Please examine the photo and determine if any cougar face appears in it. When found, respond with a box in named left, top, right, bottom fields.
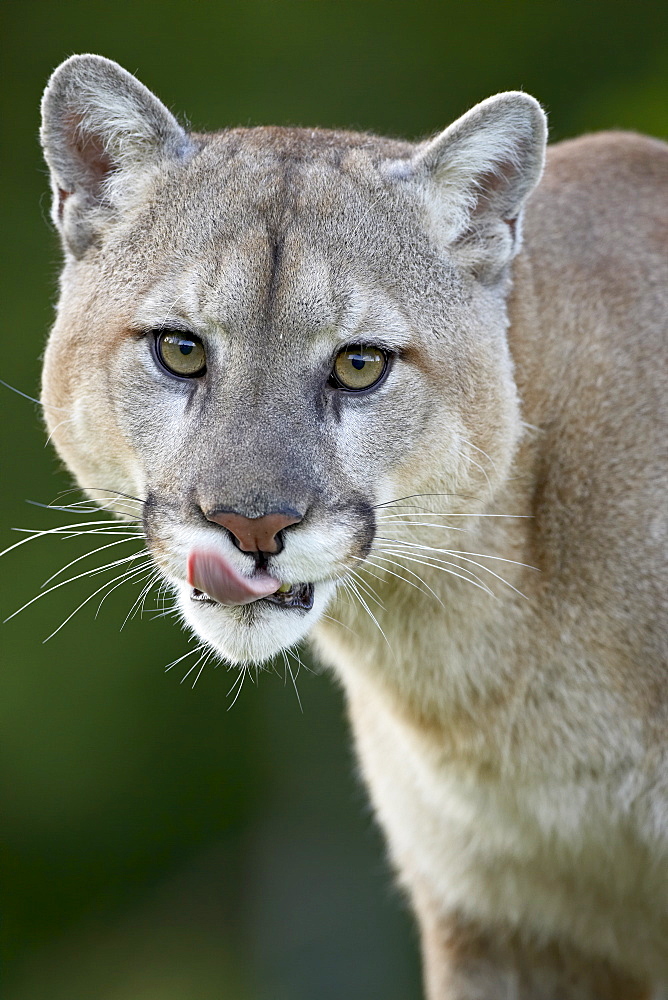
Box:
left=41, top=64, right=527, bottom=664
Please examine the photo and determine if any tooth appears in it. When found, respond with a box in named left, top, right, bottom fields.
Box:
left=278, top=583, right=292, bottom=593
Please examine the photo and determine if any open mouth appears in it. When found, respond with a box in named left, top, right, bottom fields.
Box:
left=264, top=582, right=314, bottom=610
left=186, top=550, right=315, bottom=612
left=191, top=582, right=314, bottom=612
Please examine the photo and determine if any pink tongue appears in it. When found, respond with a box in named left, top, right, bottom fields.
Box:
left=187, top=550, right=280, bottom=606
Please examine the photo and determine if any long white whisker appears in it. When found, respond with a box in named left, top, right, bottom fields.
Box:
left=378, top=546, right=494, bottom=592
left=165, top=643, right=205, bottom=673
left=439, top=553, right=529, bottom=600
left=467, top=455, right=492, bottom=491
left=284, top=649, right=303, bottom=712
left=1, top=521, right=140, bottom=558
left=190, top=649, right=216, bottom=689
left=182, top=645, right=217, bottom=688
left=348, top=567, right=385, bottom=609
left=375, top=548, right=495, bottom=597
left=0, top=376, right=67, bottom=410
left=4, top=551, right=153, bottom=623
left=365, top=555, right=445, bottom=607
left=43, top=562, right=155, bottom=641
left=376, top=520, right=467, bottom=534
left=320, top=612, right=359, bottom=637
left=41, top=535, right=146, bottom=586
left=377, top=538, right=537, bottom=571
left=44, top=415, right=76, bottom=448
left=376, top=540, right=533, bottom=598
left=32, top=495, right=144, bottom=516
left=227, top=665, right=248, bottom=709
left=463, top=438, right=498, bottom=474
left=377, top=512, right=469, bottom=523
left=93, top=561, right=155, bottom=618
left=377, top=512, right=531, bottom=519
left=121, top=569, right=162, bottom=628
left=180, top=646, right=210, bottom=686
left=16, top=523, right=140, bottom=535
left=344, top=577, right=394, bottom=657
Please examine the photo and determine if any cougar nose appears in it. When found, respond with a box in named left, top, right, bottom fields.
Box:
left=205, top=509, right=302, bottom=555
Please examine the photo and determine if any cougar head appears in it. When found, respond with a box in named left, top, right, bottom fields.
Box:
left=40, top=55, right=546, bottom=664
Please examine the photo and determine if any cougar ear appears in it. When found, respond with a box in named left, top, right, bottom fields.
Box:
left=41, top=54, right=195, bottom=257
left=391, top=92, right=547, bottom=279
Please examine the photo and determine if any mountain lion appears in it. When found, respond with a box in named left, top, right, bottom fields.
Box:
left=39, top=55, right=667, bottom=998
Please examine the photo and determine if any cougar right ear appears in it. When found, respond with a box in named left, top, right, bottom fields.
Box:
left=384, top=92, right=546, bottom=281
left=41, top=54, right=195, bottom=257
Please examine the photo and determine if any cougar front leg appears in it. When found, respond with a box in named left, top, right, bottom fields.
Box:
left=416, top=905, right=650, bottom=1000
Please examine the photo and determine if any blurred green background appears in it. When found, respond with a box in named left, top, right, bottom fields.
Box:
left=0, top=2, right=666, bottom=997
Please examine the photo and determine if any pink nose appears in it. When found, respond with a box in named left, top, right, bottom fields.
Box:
left=205, top=510, right=302, bottom=554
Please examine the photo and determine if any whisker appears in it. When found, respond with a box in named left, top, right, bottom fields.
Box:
left=348, top=567, right=385, bottom=609
left=463, top=438, right=498, bottom=475
left=15, top=526, right=141, bottom=542
left=280, top=649, right=305, bottom=711
left=467, top=455, right=492, bottom=490
left=343, top=577, right=394, bottom=658
left=121, top=568, right=162, bottom=628
left=377, top=538, right=537, bottom=571
left=27, top=493, right=144, bottom=513
left=373, top=493, right=477, bottom=508
left=1, top=521, right=141, bottom=558
left=375, top=547, right=495, bottom=597
left=180, top=646, right=210, bottom=686
left=320, top=612, right=359, bottom=637
left=44, top=415, right=76, bottom=448
left=285, top=650, right=303, bottom=712
left=4, top=551, right=153, bottom=623
left=190, top=649, right=216, bottom=689
left=44, top=562, right=155, bottom=641
left=0, top=376, right=67, bottom=410
left=364, top=554, right=445, bottom=607
left=439, top=553, right=529, bottom=600
left=41, top=535, right=145, bottom=586
left=376, top=518, right=466, bottom=533
left=94, top=561, right=156, bottom=618
left=165, top=642, right=205, bottom=673
left=375, top=539, right=533, bottom=598
left=377, top=513, right=531, bottom=519
left=376, top=512, right=470, bottom=520
left=67, top=487, right=146, bottom=506
left=227, top=664, right=248, bottom=709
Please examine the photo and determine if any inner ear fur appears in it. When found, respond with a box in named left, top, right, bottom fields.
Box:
left=41, top=53, right=195, bottom=257
left=397, top=92, right=547, bottom=278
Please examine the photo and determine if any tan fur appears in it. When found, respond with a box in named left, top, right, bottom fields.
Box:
left=39, top=56, right=667, bottom=997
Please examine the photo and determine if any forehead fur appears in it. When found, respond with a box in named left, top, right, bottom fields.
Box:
left=96, top=125, right=465, bottom=347
left=120, top=125, right=419, bottom=250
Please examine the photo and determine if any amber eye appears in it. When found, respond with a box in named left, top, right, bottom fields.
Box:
left=156, top=331, right=207, bottom=378
left=331, top=344, right=389, bottom=391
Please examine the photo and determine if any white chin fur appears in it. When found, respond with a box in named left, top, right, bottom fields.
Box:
left=175, top=580, right=336, bottom=665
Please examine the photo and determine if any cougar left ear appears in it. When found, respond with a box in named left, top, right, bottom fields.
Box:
left=388, top=92, right=547, bottom=278
left=41, top=54, right=195, bottom=257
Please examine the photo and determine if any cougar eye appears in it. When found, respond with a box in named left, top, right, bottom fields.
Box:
left=330, top=344, right=389, bottom=392
left=155, top=331, right=207, bottom=378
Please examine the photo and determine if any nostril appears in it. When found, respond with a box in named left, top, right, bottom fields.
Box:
left=204, top=509, right=302, bottom=555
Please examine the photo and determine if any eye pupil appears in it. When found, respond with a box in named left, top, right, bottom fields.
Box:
left=180, top=343, right=194, bottom=356
left=352, top=357, right=365, bottom=370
